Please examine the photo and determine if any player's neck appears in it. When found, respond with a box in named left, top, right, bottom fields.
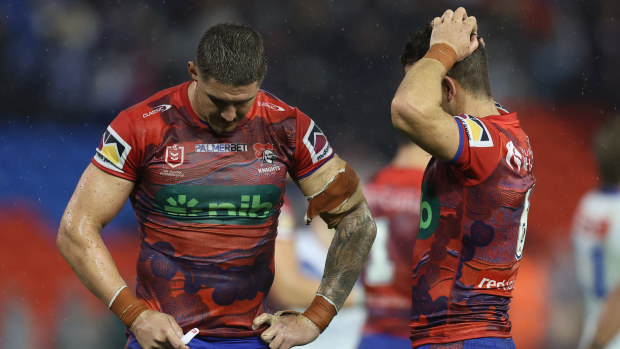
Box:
left=458, top=93, right=499, bottom=118
left=187, top=81, right=205, bottom=122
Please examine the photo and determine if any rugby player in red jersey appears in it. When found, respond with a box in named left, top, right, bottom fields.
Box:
left=57, top=23, right=376, bottom=349
left=358, top=138, right=429, bottom=349
left=390, top=8, right=535, bottom=348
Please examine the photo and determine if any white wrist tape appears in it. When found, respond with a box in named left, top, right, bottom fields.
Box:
left=316, top=293, right=339, bottom=313
left=108, top=285, right=128, bottom=309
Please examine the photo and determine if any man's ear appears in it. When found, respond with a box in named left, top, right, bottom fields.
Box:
left=187, top=61, right=199, bottom=81
left=442, top=76, right=457, bottom=102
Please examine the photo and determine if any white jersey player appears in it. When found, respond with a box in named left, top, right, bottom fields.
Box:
left=573, top=116, right=620, bottom=349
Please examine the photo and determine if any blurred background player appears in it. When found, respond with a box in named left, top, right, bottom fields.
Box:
left=271, top=195, right=366, bottom=349
left=358, top=136, right=429, bottom=349
left=573, top=116, right=620, bottom=349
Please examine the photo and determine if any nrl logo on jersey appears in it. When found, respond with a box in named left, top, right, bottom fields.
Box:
left=303, top=120, right=332, bottom=164
left=165, top=144, right=184, bottom=168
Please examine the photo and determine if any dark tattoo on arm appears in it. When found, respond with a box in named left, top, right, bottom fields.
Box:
left=318, top=202, right=376, bottom=310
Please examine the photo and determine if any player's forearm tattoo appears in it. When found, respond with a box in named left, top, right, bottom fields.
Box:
left=319, top=203, right=376, bottom=310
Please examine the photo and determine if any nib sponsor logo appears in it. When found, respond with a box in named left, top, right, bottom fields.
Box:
left=156, top=184, right=281, bottom=225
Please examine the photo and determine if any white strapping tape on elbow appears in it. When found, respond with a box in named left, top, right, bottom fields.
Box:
left=304, top=194, right=352, bottom=225
left=305, top=168, right=346, bottom=200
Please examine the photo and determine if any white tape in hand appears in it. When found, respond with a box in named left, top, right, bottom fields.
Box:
left=181, top=328, right=199, bottom=345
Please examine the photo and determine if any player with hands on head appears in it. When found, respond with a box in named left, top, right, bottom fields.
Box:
left=57, top=23, right=376, bottom=349
left=391, top=8, right=535, bottom=348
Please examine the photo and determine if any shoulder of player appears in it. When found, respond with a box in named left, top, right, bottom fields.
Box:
left=455, top=112, right=529, bottom=146
left=581, top=186, right=620, bottom=208
left=121, top=82, right=188, bottom=123
left=449, top=111, right=534, bottom=184
left=252, top=90, right=299, bottom=123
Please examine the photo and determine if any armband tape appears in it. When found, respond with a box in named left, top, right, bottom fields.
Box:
left=423, top=43, right=457, bottom=71
left=302, top=295, right=338, bottom=333
left=109, top=286, right=148, bottom=327
left=305, top=164, right=360, bottom=224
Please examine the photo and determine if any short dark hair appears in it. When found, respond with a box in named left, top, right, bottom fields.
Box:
left=400, top=24, right=492, bottom=98
left=594, top=116, right=620, bottom=184
left=196, top=23, right=268, bottom=86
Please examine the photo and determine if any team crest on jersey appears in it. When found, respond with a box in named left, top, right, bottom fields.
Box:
left=94, top=126, right=132, bottom=173
left=254, top=143, right=277, bottom=164
left=165, top=145, right=184, bottom=168
left=456, top=115, right=493, bottom=147
left=303, top=120, right=332, bottom=163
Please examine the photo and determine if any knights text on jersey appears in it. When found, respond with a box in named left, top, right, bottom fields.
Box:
left=362, top=166, right=424, bottom=338
left=410, top=107, right=535, bottom=346
left=91, top=81, right=334, bottom=337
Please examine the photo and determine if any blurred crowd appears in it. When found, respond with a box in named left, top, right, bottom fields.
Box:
left=2, top=0, right=619, bottom=161
left=1, top=0, right=619, bottom=348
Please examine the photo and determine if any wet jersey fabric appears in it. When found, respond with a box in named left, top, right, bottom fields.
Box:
left=92, top=81, right=334, bottom=338
left=362, top=166, right=424, bottom=339
left=410, top=105, right=535, bottom=346
left=572, top=186, right=620, bottom=349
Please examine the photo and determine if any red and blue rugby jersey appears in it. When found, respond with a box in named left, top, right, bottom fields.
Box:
left=362, top=166, right=424, bottom=338
left=91, top=81, right=334, bottom=337
left=410, top=105, right=535, bottom=347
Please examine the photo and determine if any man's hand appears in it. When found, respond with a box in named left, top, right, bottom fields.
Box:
left=130, top=310, right=189, bottom=349
left=253, top=311, right=320, bottom=349
left=431, top=7, right=480, bottom=61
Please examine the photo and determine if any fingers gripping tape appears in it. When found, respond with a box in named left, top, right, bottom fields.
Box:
left=305, top=164, right=360, bottom=225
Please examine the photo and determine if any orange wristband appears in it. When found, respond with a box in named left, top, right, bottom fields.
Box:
left=109, top=287, right=149, bottom=327
left=302, top=295, right=337, bottom=333
left=423, top=43, right=457, bottom=71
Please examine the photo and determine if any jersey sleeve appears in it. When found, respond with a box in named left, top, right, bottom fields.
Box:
left=449, top=114, right=502, bottom=186
left=91, top=111, right=143, bottom=181
left=289, top=110, right=334, bottom=179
